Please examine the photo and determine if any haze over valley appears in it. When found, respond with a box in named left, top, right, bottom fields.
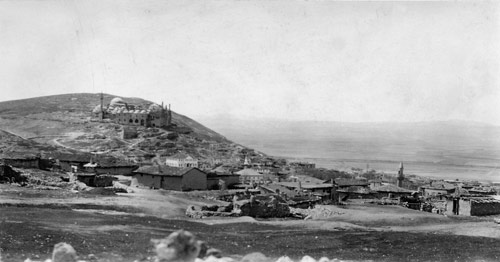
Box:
left=197, top=115, right=500, bottom=181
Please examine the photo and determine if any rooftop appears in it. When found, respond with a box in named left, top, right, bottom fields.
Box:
left=335, top=179, right=369, bottom=187
left=372, top=184, right=413, bottom=193
left=134, top=165, right=202, bottom=176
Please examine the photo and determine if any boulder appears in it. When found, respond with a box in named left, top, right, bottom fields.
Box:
left=152, top=230, right=201, bottom=262
left=52, top=243, right=77, bottom=262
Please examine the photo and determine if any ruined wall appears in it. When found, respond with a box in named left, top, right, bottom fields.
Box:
left=94, top=175, right=115, bottom=187
left=470, top=199, right=500, bottom=216
left=0, top=164, right=25, bottom=183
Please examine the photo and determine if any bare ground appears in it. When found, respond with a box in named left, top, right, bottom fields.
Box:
left=1, top=184, right=500, bottom=261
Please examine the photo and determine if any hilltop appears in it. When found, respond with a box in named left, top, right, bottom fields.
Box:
left=0, top=93, right=245, bottom=164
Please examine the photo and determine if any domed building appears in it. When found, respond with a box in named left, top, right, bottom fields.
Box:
left=109, top=97, right=126, bottom=107
left=92, top=94, right=172, bottom=128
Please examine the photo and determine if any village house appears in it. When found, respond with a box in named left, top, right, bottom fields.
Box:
left=259, top=183, right=298, bottom=199
left=289, top=161, right=316, bottom=169
left=335, top=179, right=370, bottom=191
left=94, top=161, right=138, bottom=176
left=289, top=175, right=326, bottom=184
left=52, top=153, right=91, bottom=172
left=206, top=172, right=240, bottom=190
left=444, top=197, right=500, bottom=217
left=267, top=181, right=331, bottom=207
left=368, top=179, right=383, bottom=189
left=273, top=181, right=333, bottom=196
left=165, top=153, right=199, bottom=168
left=206, top=165, right=240, bottom=189
left=371, top=184, right=413, bottom=199
left=419, top=180, right=456, bottom=198
left=235, top=168, right=264, bottom=185
left=335, top=179, right=373, bottom=200
left=0, top=153, right=40, bottom=169
left=132, top=165, right=207, bottom=191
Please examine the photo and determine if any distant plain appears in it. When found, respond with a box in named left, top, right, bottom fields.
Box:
left=198, top=117, right=500, bottom=181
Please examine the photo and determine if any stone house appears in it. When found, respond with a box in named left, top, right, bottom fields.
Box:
left=165, top=153, right=199, bottom=168
left=132, top=165, right=207, bottom=191
left=0, top=153, right=40, bottom=169
left=235, top=168, right=264, bottom=185
left=445, top=197, right=500, bottom=216
left=53, top=153, right=91, bottom=172
left=206, top=171, right=240, bottom=190
left=94, top=162, right=138, bottom=176
left=419, top=181, right=456, bottom=198
left=371, top=184, right=413, bottom=198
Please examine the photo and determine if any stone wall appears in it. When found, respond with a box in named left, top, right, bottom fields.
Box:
left=470, top=199, right=500, bottom=216
left=0, top=164, right=25, bottom=183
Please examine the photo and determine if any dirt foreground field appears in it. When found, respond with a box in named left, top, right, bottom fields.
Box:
left=1, top=184, right=500, bottom=262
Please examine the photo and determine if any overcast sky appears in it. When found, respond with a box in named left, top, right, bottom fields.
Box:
left=1, top=0, right=499, bottom=124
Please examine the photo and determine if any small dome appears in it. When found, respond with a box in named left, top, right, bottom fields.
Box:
left=148, top=103, right=162, bottom=112
left=140, top=110, right=147, bottom=114
left=110, top=97, right=125, bottom=106
left=92, top=105, right=102, bottom=114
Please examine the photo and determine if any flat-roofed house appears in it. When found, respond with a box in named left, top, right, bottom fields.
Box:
left=420, top=181, right=456, bottom=198
left=372, top=184, right=413, bottom=198
left=235, top=168, right=263, bottom=185
left=132, top=165, right=206, bottom=191
left=206, top=167, right=240, bottom=190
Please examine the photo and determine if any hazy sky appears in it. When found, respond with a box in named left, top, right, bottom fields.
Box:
left=1, top=0, right=499, bottom=124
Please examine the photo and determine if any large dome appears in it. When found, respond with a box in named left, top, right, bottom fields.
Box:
left=148, top=103, right=162, bottom=112
left=110, top=97, right=125, bottom=106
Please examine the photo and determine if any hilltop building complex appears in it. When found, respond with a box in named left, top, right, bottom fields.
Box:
left=92, top=94, right=172, bottom=128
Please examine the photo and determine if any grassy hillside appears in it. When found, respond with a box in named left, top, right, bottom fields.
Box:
left=0, top=93, right=227, bottom=142
left=0, top=93, right=239, bottom=163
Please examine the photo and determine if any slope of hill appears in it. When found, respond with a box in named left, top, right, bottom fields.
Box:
left=0, top=93, right=227, bottom=142
left=0, top=93, right=240, bottom=164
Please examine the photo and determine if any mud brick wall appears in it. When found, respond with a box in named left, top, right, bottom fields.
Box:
left=470, top=200, right=500, bottom=216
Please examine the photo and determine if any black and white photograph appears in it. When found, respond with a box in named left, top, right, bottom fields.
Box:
left=0, top=0, right=499, bottom=261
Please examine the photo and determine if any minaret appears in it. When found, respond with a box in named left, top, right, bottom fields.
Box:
left=99, top=92, right=104, bottom=120
left=243, top=155, right=250, bottom=167
left=160, top=101, right=165, bottom=127
left=397, top=162, right=404, bottom=188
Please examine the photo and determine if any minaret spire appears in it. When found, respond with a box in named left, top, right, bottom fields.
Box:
left=99, top=92, right=104, bottom=120
left=397, top=162, right=404, bottom=188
